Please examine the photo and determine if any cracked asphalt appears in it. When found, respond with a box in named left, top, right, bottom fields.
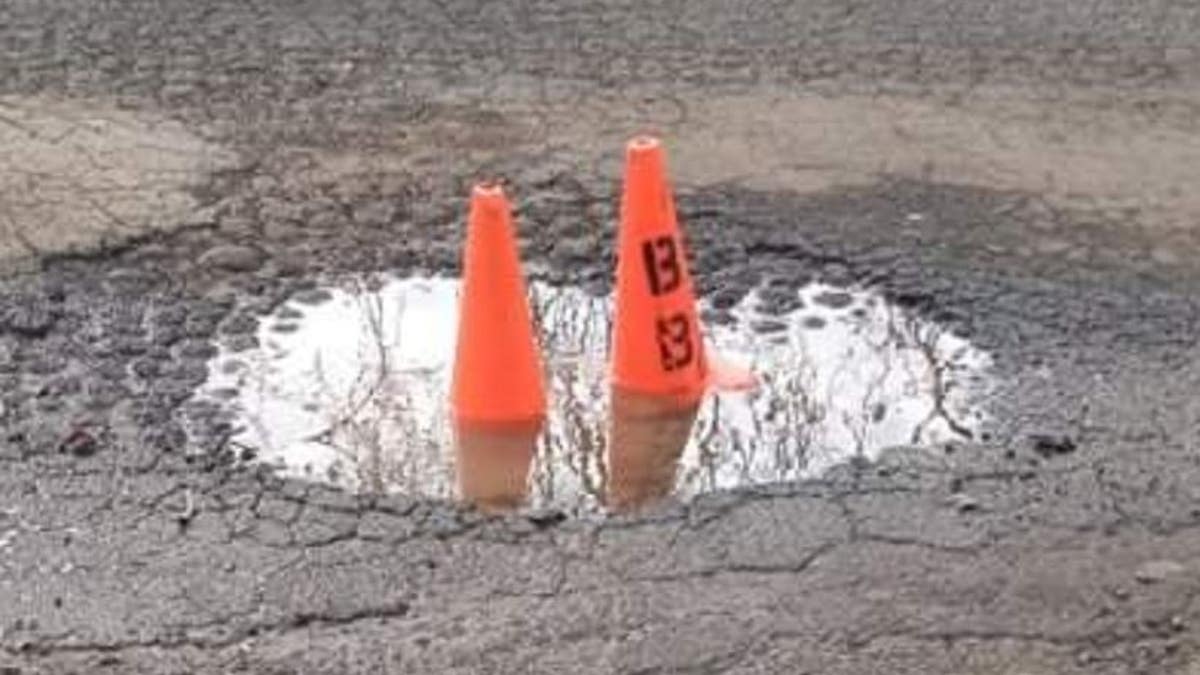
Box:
left=2, top=0, right=1200, bottom=672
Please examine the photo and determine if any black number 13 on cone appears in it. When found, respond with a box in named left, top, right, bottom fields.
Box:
left=641, top=235, right=695, bottom=373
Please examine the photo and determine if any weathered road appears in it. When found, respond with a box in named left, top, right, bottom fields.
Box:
left=2, top=1, right=1200, bottom=672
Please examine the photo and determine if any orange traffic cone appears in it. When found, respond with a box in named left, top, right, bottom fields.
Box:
left=606, top=136, right=711, bottom=510
left=450, top=182, right=546, bottom=512
left=611, top=136, right=708, bottom=407
left=606, top=136, right=761, bottom=510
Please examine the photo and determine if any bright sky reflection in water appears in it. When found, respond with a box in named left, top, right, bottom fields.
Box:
left=193, top=276, right=992, bottom=514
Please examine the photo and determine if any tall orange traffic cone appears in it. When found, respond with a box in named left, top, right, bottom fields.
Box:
left=606, top=136, right=708, bottom=510
left=605, top=136, right=761, bottom=510
left=450, top=182, right=546, bottom=512
left=611, top=136, right=709, bottom=407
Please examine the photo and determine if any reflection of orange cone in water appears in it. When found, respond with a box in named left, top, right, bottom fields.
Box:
left=450, top=183, right=546, bottom=512
left=607, top=389, right=698, bottom=511
left=607, top=136, right=756, bottom=510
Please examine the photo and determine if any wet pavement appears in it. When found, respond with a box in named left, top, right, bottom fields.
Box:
left=3, top=0, right=1200, bottom=673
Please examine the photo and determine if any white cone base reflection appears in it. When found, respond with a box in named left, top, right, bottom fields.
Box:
left=192, top=276, right=992, bottom=513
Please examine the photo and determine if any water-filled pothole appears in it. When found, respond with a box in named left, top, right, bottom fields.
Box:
left=189, top=275, right=992, bottom=513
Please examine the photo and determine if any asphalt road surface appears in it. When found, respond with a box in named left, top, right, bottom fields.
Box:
left=2, top=1, right=1200, bottom=673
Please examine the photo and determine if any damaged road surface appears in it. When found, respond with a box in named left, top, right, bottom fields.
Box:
left=3, top=0, right=1200, bottom=672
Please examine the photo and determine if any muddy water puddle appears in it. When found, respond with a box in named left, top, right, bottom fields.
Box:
left=188, top=276, right=992, bottom=514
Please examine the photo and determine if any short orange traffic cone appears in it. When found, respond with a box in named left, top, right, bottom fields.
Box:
left=450, top=182, right=546, bottom=512
left=606, top=136, right=712, bottom=510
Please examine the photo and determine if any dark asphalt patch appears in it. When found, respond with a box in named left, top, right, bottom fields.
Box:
left=0, top=173, right=1175, bottom=465
left=0, top=171, right=1195, bottom=472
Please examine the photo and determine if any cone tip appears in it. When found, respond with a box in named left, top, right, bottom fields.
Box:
left=627, top=135, right=661, bottom=153
left=472, top=180, right=506, bottom=199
